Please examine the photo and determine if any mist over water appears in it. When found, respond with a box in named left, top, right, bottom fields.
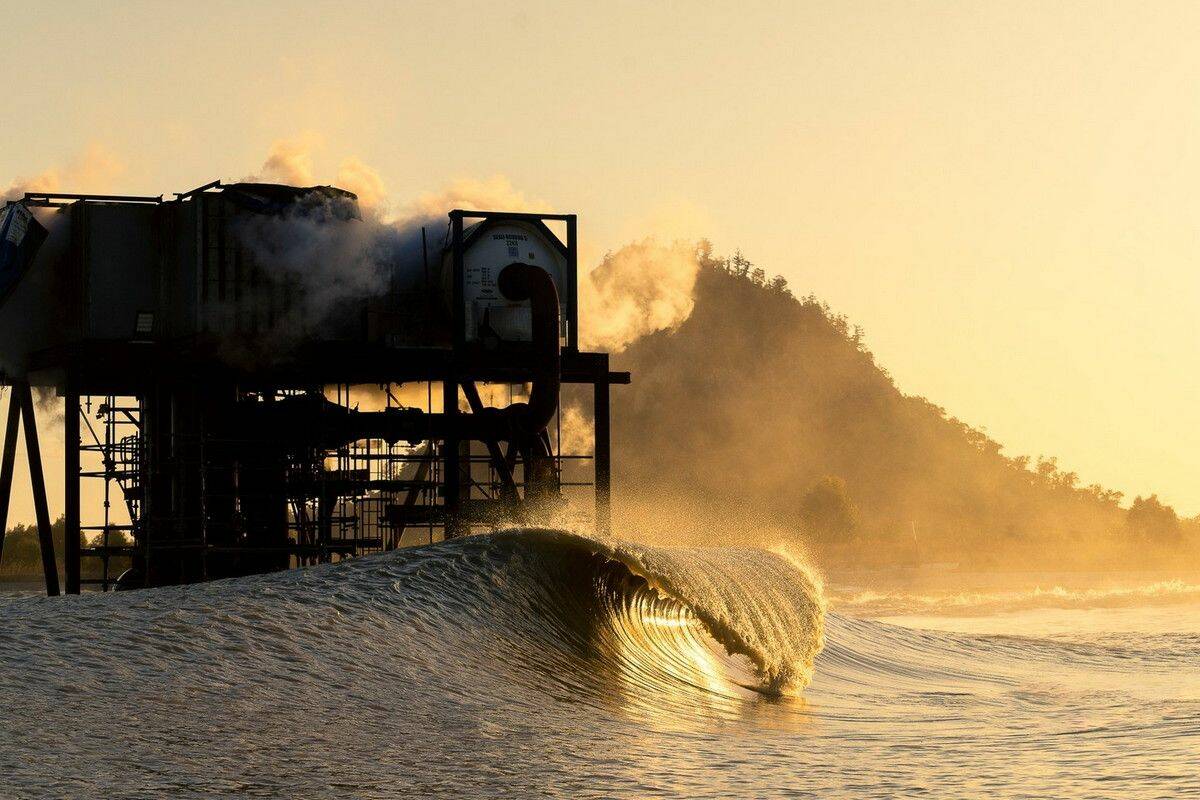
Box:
left=0, top=529, right=1197, bottom=799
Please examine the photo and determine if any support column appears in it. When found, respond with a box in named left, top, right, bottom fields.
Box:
left=593, top=379, right=611, bottom=538
left=17, top=383, right=59, bottom=596
left=64, top=380, right=81, bottom=594
left=446, top=210, right=465, bottom=540
left=0, top=392, right=21, bottom=560
left=443, top=378, right=462, bottom=538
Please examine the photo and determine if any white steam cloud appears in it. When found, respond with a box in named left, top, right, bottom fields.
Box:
left=231, top=139, right=548, bottom=333
left=229, top=194, right=405, bottom=327
left=246, top=135, right=319, bottom=187
left=2, top=143, right=124, bottom=202
left=404, top=176, right=540, bottom=219
left=579, top=239, right=701, bottom=351
left=335, top=157, right=387, bottom=211
left=236, top=139, right=702, bottom=355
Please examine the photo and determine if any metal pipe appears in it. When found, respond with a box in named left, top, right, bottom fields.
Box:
left=496, top=262, right=561, bottom=436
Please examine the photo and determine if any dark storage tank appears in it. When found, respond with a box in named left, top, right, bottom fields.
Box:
left=0, top=183, right=410, bottom=382
left=0, top=197, right=161, bottom=380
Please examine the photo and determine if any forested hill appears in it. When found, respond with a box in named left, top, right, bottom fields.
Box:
left=609, top=248, right=1195, bottom=569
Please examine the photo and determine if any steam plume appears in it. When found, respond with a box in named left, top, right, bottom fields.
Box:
left=405, top=176, right=539, bottom=218
left=2, top=143, right=124, bottom=201
left=335, top=157, right=387, bottom=211
left=580, top=239, right=701, bottom=351
left=248, top=135, right=319, bottom=186
left=232, top=143, right=706, bottom=359
left=230, top=195, right=404, bottom=328
left=231, top=141, right=550, bottom=340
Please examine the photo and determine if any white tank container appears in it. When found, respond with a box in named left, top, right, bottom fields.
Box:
left=449, top=220, right=569, bottom=343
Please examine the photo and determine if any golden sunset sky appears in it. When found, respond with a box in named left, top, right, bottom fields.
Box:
left=3, top=1, right=1198, bottom=522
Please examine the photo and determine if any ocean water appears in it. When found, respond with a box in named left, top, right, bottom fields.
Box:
left=0, top=530, right=1197, bottom=799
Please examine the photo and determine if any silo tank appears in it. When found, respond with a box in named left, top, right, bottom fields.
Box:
left=444, top=219, right=570, bottom=344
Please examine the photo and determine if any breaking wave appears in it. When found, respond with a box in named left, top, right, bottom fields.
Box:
left=515, top=529, right=828, bottom=695
left=395, top=528, right=829, bottom=699
left=0, top=528, right=827, bottom=715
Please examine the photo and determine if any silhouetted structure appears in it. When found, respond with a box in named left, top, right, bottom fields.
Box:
left=0, top=183, right=626, bottom=592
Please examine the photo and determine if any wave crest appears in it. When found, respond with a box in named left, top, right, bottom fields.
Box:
left=496, top=529, right=827, bottom=696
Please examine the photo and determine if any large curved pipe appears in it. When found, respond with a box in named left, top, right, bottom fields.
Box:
left=496, top=262, right=560, bottom=436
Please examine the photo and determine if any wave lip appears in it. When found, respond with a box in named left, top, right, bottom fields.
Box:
left=486, top=529, right=828, bottom=698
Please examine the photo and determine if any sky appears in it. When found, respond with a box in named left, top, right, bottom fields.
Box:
left=2, top=0, right=1199, bottom=523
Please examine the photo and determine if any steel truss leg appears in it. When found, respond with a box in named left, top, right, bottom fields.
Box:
left=443, top=378, right=462, bottom=538
left=0, top=393, right=21, bottom=562
left=16, top=383, right=60, bottom=596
